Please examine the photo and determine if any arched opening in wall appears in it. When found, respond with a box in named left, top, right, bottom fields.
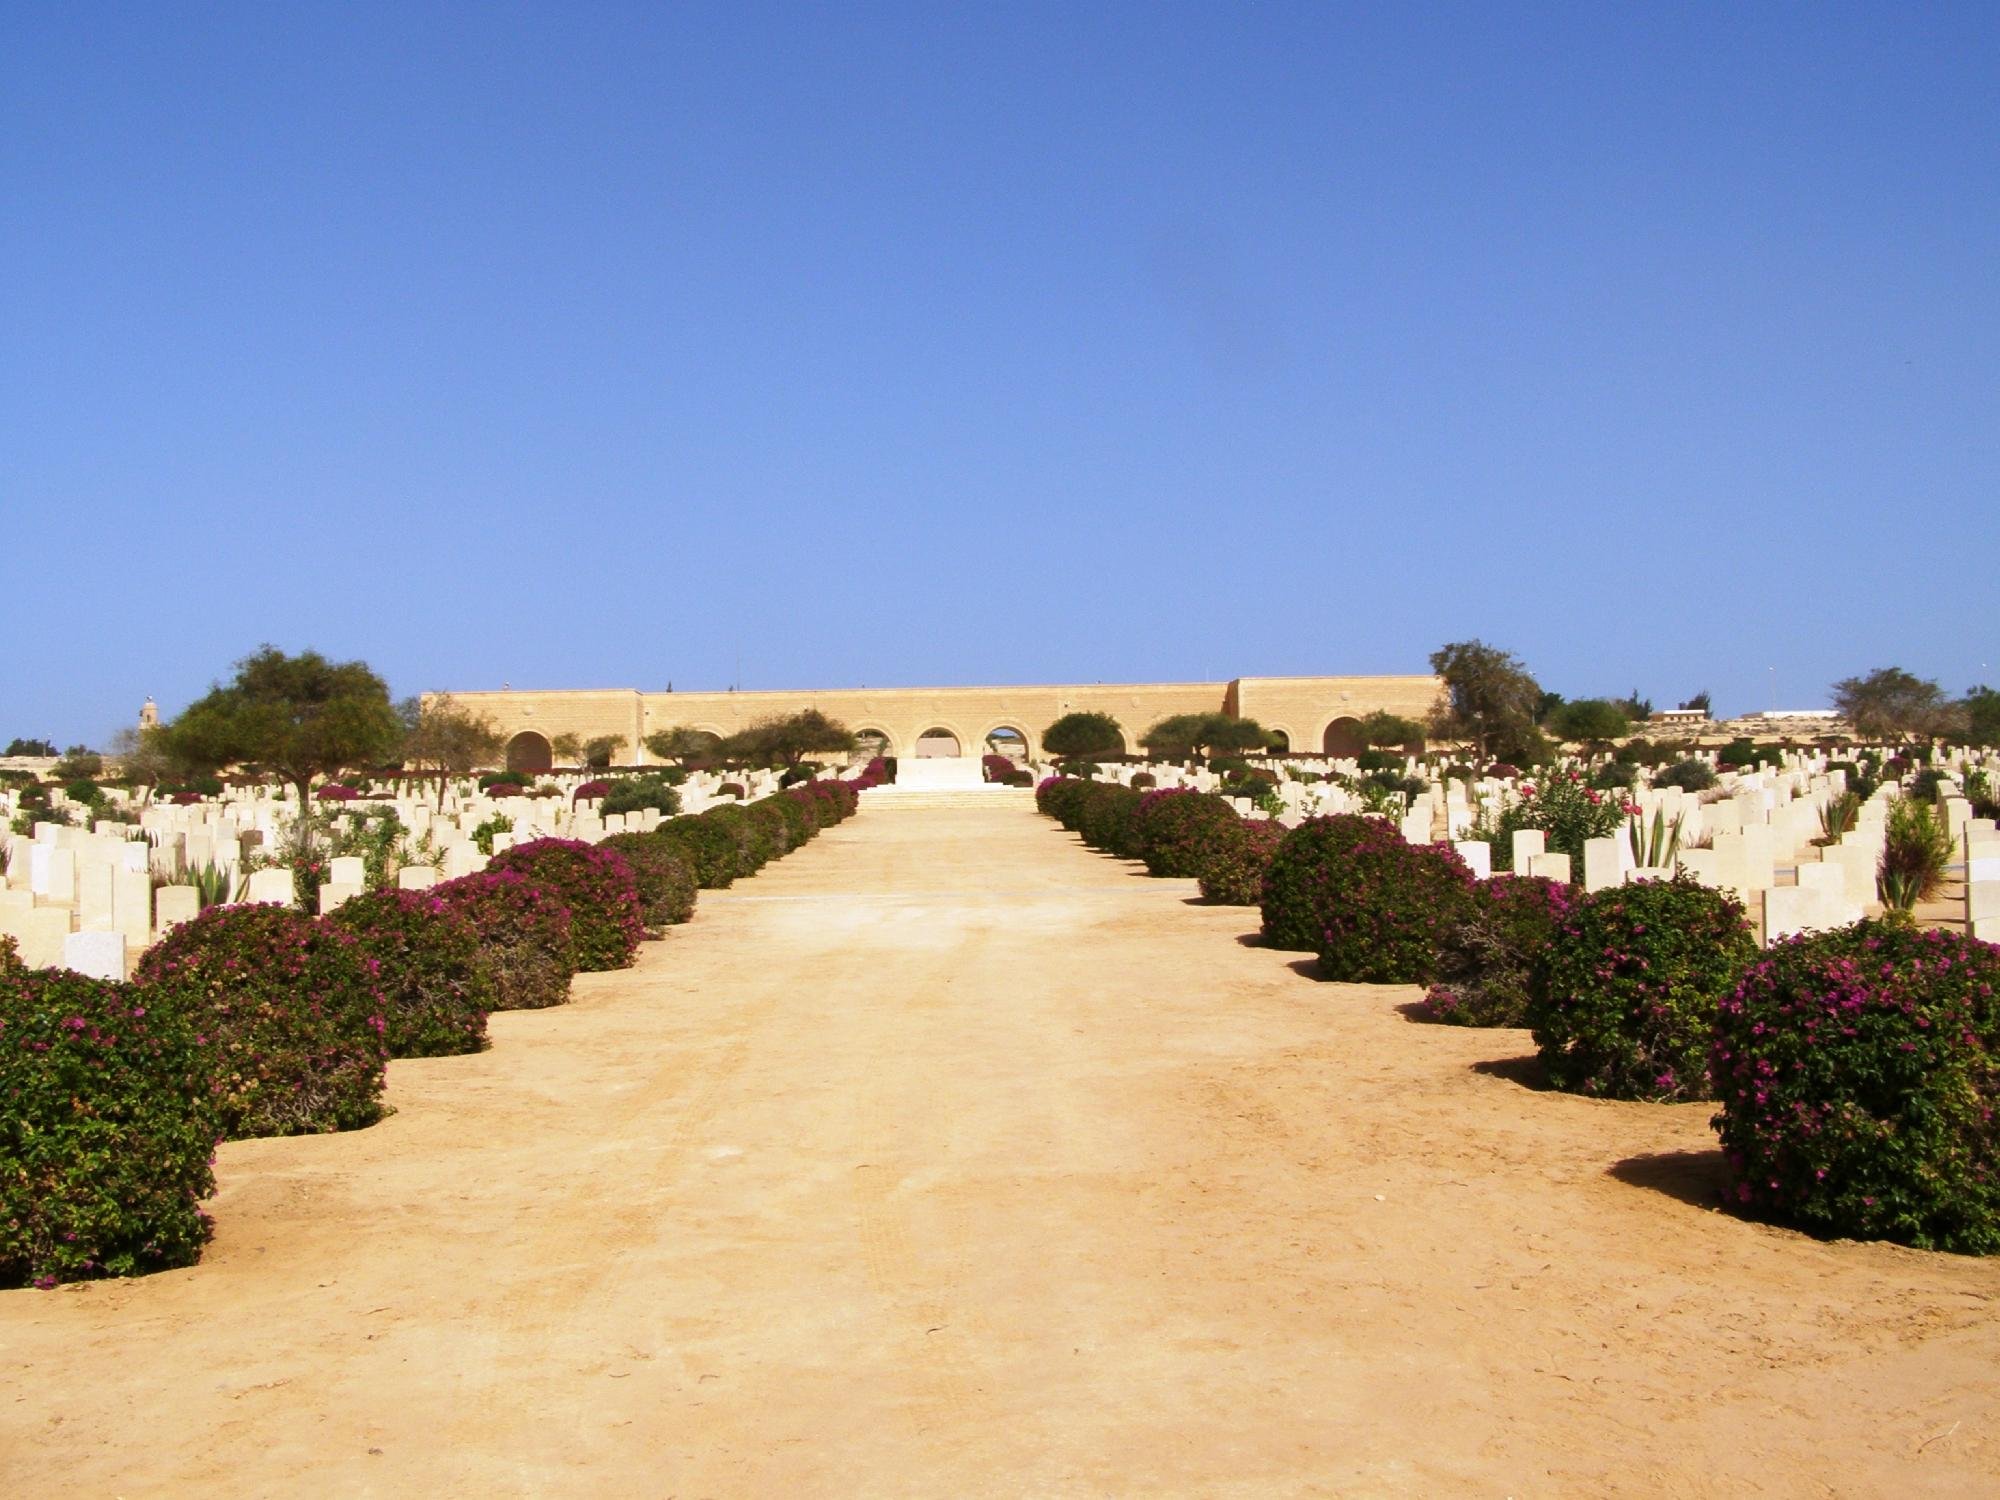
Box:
left=505, top=731, right=553, bottom=774
left=852, top=727, right=892, bottom=764
left=984, top=725, right=1029, bottom=761
left=1321, top=717, right=1365, bottom=758
left=914, top=727, right=962, bottom=759
left=1267, top=729, right=1291, bottom=753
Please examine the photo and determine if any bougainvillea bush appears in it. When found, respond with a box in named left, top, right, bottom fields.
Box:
left=658, top=816, right=740, bottom=889
left=760, top=793, right=814, bottom=852
left=486, top=838, right=642, bottom=972
left=1420, top=875, right=1572, bottom=1027
left=135, top=903, right=387, bottom=1138
left=1711, top=921, right=2000, bottom=1252
left=600, top=832, right=698, bottom=930
left=700, top=803, right=772, bottom=878
left=1, top=966, right=217, bottom=1288
left=325, top=889, right=495, bottom=1057
left=434, top=869, right=576, bottom=1011
left=1036, top=776, right=1093, bottom=829
left=1260, top=815, right=1476, bottom=982
left=1134, top=789, right=1240, bottom=879
left=1529, top=872, right=1754, bottom=1101
left=1196, top=817, right=1288, bottom=905
left=1077, top=783, right=1146, bottom=860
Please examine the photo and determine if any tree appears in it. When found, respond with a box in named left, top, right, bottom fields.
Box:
left=1357, top=711, right=1424, bottom=750
left=548, top=733, right=582, bottom=766
left=581, top=735, right=624, bottom=769
left=1140, top=712, right=1272, bottom=759
left=1042, top=711, right=1124, bottom=760
left=1548, top=699, right=1631, bottom=744
left=155, top=646, right=403, bottom=812
left=1428, top=641, right=1543, bottom=761
left=4, top=737, right=56, bottom=757
left=1140, top=713, right=1213, bottom=759
left=721, top=710, right=855, bottom=768
left=1612, top=690, right=1652, bottom=722
left=1831, top=667, right=1952, bottom=741
left=402, top=694, right=504, bottom=804
left=644, top=725, right=721, bottom=767
left=1963, top=686, right=2000, bottom=748
left=1678, top=690, right=1712, bottom=715
left=53, top=747, right=103, bottom=780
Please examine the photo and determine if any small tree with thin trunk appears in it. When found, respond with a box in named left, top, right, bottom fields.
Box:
left=1042, top=711, right=1124, bottom=761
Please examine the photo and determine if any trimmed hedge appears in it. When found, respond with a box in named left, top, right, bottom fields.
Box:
left=326, top=889, right=495, bottom=1057
left=1076, top=783, right=1146, bottom=860
left=1134, top=789, right=1240, bottom=879
left=658, top=816, right=740, bottom=889
left=135, top=903, right=388, bottom=1138
left=1196, top=818, right=1288, bottom=905
left=1712, top=921, right=2000, bottom=1252
left=1420, top=875, right=1573, bottom=1027
left=601, top=832, right=698, bottom=929
left=487, top=838, right=644, bottom=972
left=1530, top=872, right=1755, bottom=1101
left=700, top=803, right=773, bottom=877
left=435, top=869, right=576, bottom=1011
left=2, top=966, right=217, bottom=1288
left=1261, top=815, right=1476, bottom=982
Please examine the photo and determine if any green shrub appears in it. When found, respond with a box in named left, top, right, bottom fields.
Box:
left=1652, top=758, right=1717, bottom=792
left=486, top=838, right=643, bottom=971
left=1035, top=776, right=1093, bottom=830
left=1260, top=815, right=1476, bottom=981
left=1715, top=739, right=1765, bottom=770
left=470, top=813, right=514, bottom=855
left=1195, top=818, right=1287, bottom=905
left=1355, top=750, right=1403, bottom=773
left=1473, top=768, right=1627, bottom=872
left=759, top=793, right=815, bottom=850
left=1419, top=875, right=1572, bottom=1026
left=1134, top=789, right=1239, bottom=878
left=325, top=889, right=494, bottom=1057
left=135, top=904, right=387, bottom=1138
left=1, top=965, right=217, bottom=1288
left=434, top=869, right=576, bottom=1011
left=1530, top=872, right=1754, bottom=1100
left=600, top=832, right=698, bottom=929
left=1711, top=921, right=2000, bottom=1252
left=698, top=803, right=771, bottom=877
left=657, top=816, right=739, bottom=888
left=1076, top=783, right=1145, bottom=859
left=600, top=772, right=682, bottom=819
left=1879, top=797, right=1954, bottom=910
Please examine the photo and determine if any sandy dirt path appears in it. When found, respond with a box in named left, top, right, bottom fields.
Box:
left=5, top=797, right=1999, bottom=1496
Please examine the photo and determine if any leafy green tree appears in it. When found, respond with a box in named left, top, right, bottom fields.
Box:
left=401, top=694, right=504, bottom=803
left=581, top=735, right=624, bottom=768
left=1612, top=690, right=1652, bottom=722
left=3, top=737, right=56, bottom=757
left=1548, top=699, right=1631, bottom=744
left=1963, top=685, right=2000, bottom=748
left=644, top=725, right=721, bottom=767
left=721, top=710, right=855, bottom=768
left=1357, top=710, right=1424, bottom=750
left=1042, top=711, right=1124, bottom=760
left=1678, top=690, right=1712, bottom=714
left=52, top=747, right=103, bottom=780
left=1428, top=640, right=1543, bottom=761
left=1832, top=667, right=1953, bottom=741
left=156, top=646, right=403, bottom=811
left=1140, top=713, right=1213, bottom=758
left=1141, top=712, right=1271, bottom=758
left=548, top=733, right=583, bottom=766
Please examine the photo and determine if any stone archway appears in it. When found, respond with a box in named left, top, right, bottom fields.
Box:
left=914, top=727, right=962, bottom=759
left=852, top=726, right=895, bottom=763
left=506, top=731, right=553, bottom=774
left=1266, top=728, right=1291, bottom=753
left=1321, top=717, right=1365, bottom=758
left=983, top=724, right=1031, bottom=761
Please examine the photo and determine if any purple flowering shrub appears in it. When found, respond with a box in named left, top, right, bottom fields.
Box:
left=1076, top=783, right=1146, bottom=859
left=434, top=869, right=576, bottom=1011
left=325, top=889, right=495, bottom=1057
left=1421, top=875, right=1573, bottom=1027
left=135, top=903, right=387, bottom=1138
left=571, top=779, right=611, bottom=803
left=1036, top=776, right=1093, bottom=829
left=698, top=803, right=773, bottom=876
left=1711, top=921, right=2000, bottom=1252
left=1260, top=815, right=1476, bottom=982
left=754, top=795, right=808, bottom=854
left=1, top=967, right=217, bottom=1288
left=601, top=832, right=698, bottom=929
left=487, top=838, right=643, bottom=972
left=1196, top=817, right=1288, bottom=905
left=1133, top=788, right=1239, bottom=879
left=1529, top=872, right=1754, bottom=1101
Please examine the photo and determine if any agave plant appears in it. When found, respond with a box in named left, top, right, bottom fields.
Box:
left=1816, top=790, right=1861, bottom=845
left=1878, top=798, right=1954, bottom=912
left=1625, top=807, right=1685, bottom=869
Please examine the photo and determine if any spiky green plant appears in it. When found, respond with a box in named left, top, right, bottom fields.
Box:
left=1878, top=798, right=1954, bottom=911
left=1816, top=790, right=1861, bottom=845
left=1625, top=807, right=1684, bottom=869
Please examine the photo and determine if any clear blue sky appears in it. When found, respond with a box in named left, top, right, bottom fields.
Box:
left=5, top=3, right=1996, bottom=747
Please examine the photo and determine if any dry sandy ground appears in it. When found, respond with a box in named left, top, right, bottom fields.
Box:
left=5, top=798, right=1999, bottom=1497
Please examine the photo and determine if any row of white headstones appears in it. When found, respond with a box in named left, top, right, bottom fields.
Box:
left=1077, top=746, right=2000, bottom=947
left=0, top=764, right=857, bottom=979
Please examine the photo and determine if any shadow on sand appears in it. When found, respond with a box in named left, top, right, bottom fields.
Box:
left=1607, top=1148, right=1731, bottom=1213
left=1470, top=1053, right=1552, bottom=1092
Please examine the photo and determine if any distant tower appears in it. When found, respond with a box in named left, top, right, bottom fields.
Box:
left=139, top=697, right=159, bottom=729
